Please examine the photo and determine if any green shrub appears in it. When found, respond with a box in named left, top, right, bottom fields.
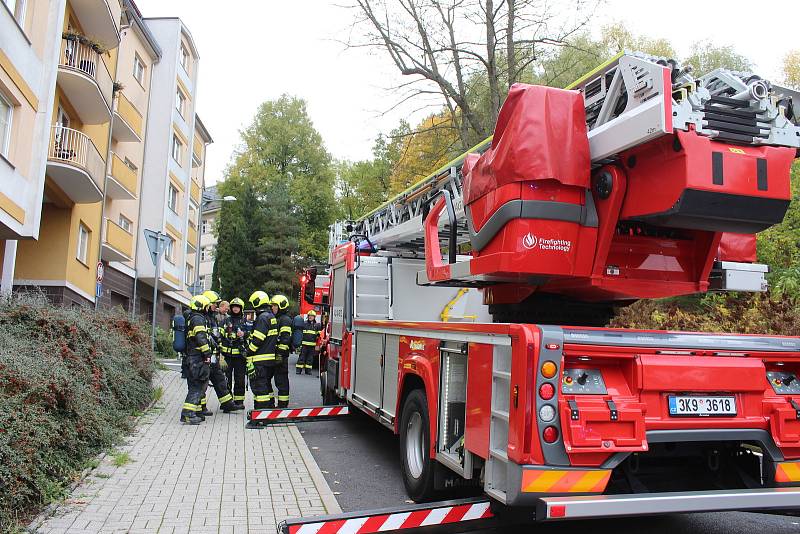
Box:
left=154, top=326, right=176, bottom=359
left=611, top=292, right=800, bottom=335
left=0, top=294, right=154, bottom=531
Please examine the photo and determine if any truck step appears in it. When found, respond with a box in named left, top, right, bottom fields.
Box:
left=246, top=405, right=350, bottom=426
left=278, top=497, right=493, bottom=534
left=537, top=487, right=800, bottom=520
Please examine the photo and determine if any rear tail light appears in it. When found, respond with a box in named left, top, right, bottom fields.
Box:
left=543, top=426, right=559, bottom=443
left=539, top=383, right=555, bottom=400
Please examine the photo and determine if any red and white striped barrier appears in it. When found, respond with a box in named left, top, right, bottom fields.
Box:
left=280, top=499, right=493, bottom=534
left=248, top=405, right=349, bottom=424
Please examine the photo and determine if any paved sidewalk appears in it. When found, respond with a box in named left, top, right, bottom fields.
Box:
left=31, top=370, right=340, bottom=534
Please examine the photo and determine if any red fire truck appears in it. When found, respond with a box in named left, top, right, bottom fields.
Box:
left=262, top=53, right=800, bottom=531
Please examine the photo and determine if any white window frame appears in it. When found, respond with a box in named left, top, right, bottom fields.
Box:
left=185, top=263, right=194, bottom=285
left=0, top=92, right=11, bottom=158
left=175, top=88, right=186, bottom=117
left=188, top=202, right=198, bottom=228
left=171, top=134, right=183, bottom=164
left=200, top=246, right=213, bottom=262
left=167, top=184, right=179, bottom=214
left=201, top=218, right=212, bottom=235
left=164, top=236, right=175, bottom=264
left=118, top=215, right=132, bottom=233
left=77, top=223, right=90, bottom=264
left=133, top=54, right=145, bottom=86
left=180, top=43, right=190, bottom=72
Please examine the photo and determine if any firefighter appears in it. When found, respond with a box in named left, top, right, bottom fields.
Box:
left=297, top=310, right=321, bottom=375
left=181, top=295, right=213, bottom=424
left=246, top=291, right=279, bottom=409
left=199, top=289, right=242, bottom=414
left=221, top=297, right=247, bottom=407
left=271, top=294, right=293, bottom=407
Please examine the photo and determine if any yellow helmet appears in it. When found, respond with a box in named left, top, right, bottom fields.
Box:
left=271, top=294, right=289, bottom=311
left=203, top=290, right=221, bottom=304
left=307, top=310, right=317, bottom=317
left=189, top=294, right=211, bottom=312
left=230, top=297, right=245, bottom=308
left=249, top=290, right=270, bottom=309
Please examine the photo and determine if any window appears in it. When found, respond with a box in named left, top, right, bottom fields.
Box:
left=133, top=54, right=145, bottom=86
left=167, top=184, right=179, bottom=213
left=201, top=219, right=209, bottom=234
left=185, top=264, right=194, bottom=285
left=171, top=133, right=183, bottom=164
left=188, top=202, right=198, bottom=227
left=0, top=93, right=11, bottom=158
left=2, top=0, right=26, bottom=25
left=175, top=89, right=186, bottom=117
left=124, top=157, right=137, bottom=172
left=180, top=43, right=190, bottom=72
left=200, top=246, right=213, bottom=262
left=118, top=215, right=132, bottom=232
left=77, top=223, right=90, bottom=264
left=165, top=236, right=175, bottom=264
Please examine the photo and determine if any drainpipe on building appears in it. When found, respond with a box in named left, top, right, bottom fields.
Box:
left=95, top=33, right=123, bottom=310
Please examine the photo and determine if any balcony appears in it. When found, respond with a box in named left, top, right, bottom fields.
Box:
left=68, top=0, right=121, bottom=49
left=192, top=135, right=203, bottom=168
left=187, top=224, right=198, bottom=251
left=106, top=153, right=137, bottom=200
left=47, top=126, right=104, bottom=203
left=101, top=218, right=133, bottom=263
left=112, top=92, right=143, bottom=142
left=57, top=37, right=113, bottom=124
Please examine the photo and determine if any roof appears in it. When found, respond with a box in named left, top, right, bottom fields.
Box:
left=123, top=0, right=162, bottom=60
left=202, top=184, right=223, bottom=213
left=195, top=115, right=213, bottom=143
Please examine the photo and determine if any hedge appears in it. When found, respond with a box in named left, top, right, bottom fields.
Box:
left=0, top=295, right=155, bottom=531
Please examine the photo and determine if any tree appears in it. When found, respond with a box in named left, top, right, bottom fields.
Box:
left=348, top=0, right=598, bottom=150
left=388, top=113, right=461, bottom=193
left=684, top=41, right=751, bottom=76
left=212, top=95, right=335, bottom=301
left=784, top=49, right=800, bottom=88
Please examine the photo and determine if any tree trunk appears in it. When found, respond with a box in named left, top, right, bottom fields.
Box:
left=486, top=0, right=501, bottom=126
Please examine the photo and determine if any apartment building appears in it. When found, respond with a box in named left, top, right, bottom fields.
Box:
left=0, top=0, right=69, bottom=292
left=95, top=0, right=161, bottom=312
left=14, top=0, right=124, bottom=305
left=134, top=17, right=208, bottom=325
left=198, top=184, right=221, bottom=292
left=3, top=0, right=210, bottom=328
left=187, top=116, right=212, bottom=293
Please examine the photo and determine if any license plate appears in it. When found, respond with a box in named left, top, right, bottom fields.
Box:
left=668, top=395, right=736, bottom=417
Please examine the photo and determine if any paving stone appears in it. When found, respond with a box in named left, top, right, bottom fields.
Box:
left=30, top=371, right=340, bottom=533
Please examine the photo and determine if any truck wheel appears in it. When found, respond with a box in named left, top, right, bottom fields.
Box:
left=399, top=389, right=436, bottom=502
left=319, top=358, right=338, bottom=405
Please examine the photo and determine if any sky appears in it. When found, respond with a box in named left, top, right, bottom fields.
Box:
left=134, top=0, right=799, bottom=185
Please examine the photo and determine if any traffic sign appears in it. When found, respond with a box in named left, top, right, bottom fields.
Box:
left=96, top=261, right=104, bottom=283
left=96, top=282, right=102, bottom=298
left=143, top=229, right=167, bottom=266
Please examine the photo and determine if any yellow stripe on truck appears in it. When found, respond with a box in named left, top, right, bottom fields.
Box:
left=776, top=462, right=800, bottom=483
left=521, top=468, right=611, bottom=493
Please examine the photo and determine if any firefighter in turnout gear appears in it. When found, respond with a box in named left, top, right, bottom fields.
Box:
left=271, top=294, right=293, bottom=407
left=221, top=297, right=247, bottom=407
left=247, top=291, right=279, bottom=409
left=297, top=310, right=321, bottom=375
left=181, top=295, right=213, bottom=424
left=199, top=290, right=243, bottom=414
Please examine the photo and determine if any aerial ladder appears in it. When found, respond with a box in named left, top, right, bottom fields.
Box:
left=263, top=52, right=800, bottom=534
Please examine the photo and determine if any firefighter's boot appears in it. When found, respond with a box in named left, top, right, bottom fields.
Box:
left=296, top=368, right=302, bottom=375
left=222, top=400, right=245, bottom=413
left=277, top=400, right=289, bottom=408
left=305, top=368, right=312, bottom=375
left=180, top=412, right=203, bottom=425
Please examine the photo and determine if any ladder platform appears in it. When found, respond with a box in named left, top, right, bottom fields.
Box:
left=278, top=497, right=493, bottom=534
left=246, top=405, right=350, bottom=426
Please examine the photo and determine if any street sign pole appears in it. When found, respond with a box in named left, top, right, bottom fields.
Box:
left=144, top=229, right=167, bottom=353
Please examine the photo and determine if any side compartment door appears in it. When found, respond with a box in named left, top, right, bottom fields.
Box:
left=382, top=334, right=400, bottom=420
left=353, top=331, right=384, bottom=410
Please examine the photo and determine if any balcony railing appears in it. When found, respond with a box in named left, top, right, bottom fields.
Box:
left=48, top=125, right=105, bottom=190
left=58, top=37, right=113, bottom=115
left=113, top=91, right=143, bottom=138
left=104, top=218, right=133, bottom=260
left=108, top=153, right=138, bottom=196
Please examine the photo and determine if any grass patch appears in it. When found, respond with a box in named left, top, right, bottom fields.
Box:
left=152, top=385, right=164, bottom=403
left=110, top=451, right=132, bottom=467
left=94, top=473, right=111, bottom=479
left=83, top=458, right=100, bottom=470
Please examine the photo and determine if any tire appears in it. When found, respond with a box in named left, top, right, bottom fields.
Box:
left=319, top=357, right=338, bottom=406
left=399, top=388, right=436, bottom=502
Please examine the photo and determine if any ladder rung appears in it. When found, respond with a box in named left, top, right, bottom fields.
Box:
left=489, top=448, right=508, bottom=461
left=492, top=370, right=511, bottom=379
left=491, top=410, right=509, bottom=421
left=356, top=293, right=389, bottom=299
